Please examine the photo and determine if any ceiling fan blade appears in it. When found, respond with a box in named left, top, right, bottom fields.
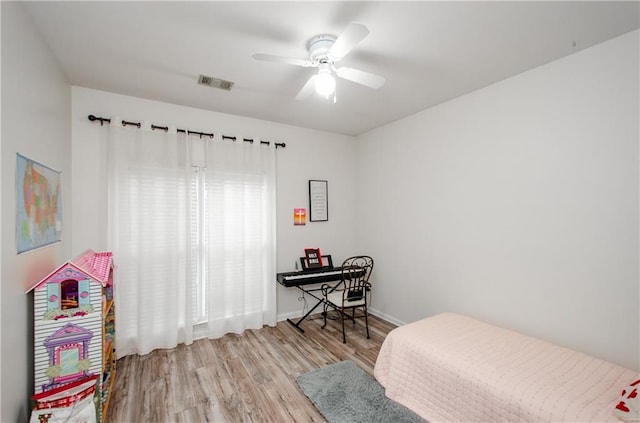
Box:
left=296, top=75, right=317, bottom=100
left=335, top=67, right=385, bottom=89
left=252, top=53, right=314, bottom=68
left=328, top=22, right=369, bottom=61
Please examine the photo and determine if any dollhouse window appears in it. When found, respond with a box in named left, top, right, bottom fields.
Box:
left=58, top=344, right=82, bottom=377
left=45, top=279, right=91, bottom=314
left=60, top=279, right=79, bottom=310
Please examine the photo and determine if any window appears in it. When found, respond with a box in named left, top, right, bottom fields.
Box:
left=60, top=279, right=78, bottom=310
left=109, top=128, right=276, bottom=356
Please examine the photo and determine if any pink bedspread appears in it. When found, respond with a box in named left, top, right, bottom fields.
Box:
left=374, top=312, right=638, bottom=422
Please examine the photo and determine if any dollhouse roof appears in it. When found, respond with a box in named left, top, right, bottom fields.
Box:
left=73, top=250, right=112, bottom=283
left=25, top=249, right=113, bottom=293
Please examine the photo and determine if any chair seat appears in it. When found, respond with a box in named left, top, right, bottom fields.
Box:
left=326, top=290, right=365, bottom=307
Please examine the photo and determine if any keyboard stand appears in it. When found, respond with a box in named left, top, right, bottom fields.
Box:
left=285, top=281, right=343, bottom=333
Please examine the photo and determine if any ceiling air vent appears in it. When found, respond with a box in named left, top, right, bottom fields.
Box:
left=198, top=74, right=234, bottom=91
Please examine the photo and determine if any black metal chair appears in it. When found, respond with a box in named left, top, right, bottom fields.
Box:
left=321, top=255, right=374, bottom=343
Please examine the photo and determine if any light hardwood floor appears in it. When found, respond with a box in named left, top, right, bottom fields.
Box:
left=106, top=312, right=396, bottom=422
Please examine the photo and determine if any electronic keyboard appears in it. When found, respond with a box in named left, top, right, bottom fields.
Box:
left=276, top=267, right=344, bottom=287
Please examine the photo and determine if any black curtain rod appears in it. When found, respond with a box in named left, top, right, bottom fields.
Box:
left=88, top=114, right=111, bottom=126
left=182, top=129, right=214, bottom=139
left=122, top=120, right=141, bottom=128
left=88, top=114, right=286, bottom=148
left=151, top=124, right=168, bottom=132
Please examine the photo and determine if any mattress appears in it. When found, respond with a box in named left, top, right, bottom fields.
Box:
left=374, top=312, right=639, bottom=422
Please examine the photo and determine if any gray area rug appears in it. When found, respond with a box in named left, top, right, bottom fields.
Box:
left=296, top=360, right=426, bottom=423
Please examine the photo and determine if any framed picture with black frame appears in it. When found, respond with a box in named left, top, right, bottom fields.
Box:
left=308, top=180, right=328, bottom=222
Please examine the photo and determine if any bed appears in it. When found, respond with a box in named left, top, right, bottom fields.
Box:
left=374, top=312, right=639, bottom=422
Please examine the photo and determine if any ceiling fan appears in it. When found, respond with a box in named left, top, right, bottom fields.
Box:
left=252, top=22, right=385, bottom=101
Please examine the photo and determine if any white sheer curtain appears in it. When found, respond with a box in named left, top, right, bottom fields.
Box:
left=203, top=138, right=277, bottom=338
left=107, top=122, right=193, bottom=357
left=106, top=121, right=277, bottom=357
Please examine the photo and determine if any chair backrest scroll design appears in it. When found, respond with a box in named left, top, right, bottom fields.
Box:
left=341, top=256, right=374, bottom=305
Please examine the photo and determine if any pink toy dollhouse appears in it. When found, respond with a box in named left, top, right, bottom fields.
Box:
left=26, top=249, right=115, bottom=421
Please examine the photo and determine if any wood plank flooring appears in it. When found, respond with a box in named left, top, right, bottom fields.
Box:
left=106, top=312, right=396, bottom=422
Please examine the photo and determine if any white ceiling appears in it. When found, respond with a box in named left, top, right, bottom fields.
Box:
left=23, top=1, right=640, bottom=136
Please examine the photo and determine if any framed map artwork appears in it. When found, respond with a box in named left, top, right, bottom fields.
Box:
left=16, top=153, right=62, bottom=253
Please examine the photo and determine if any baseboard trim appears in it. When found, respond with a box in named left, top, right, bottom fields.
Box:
left=368, top=308, right=406, bottom=327
left=277, top=310, right=303, bottom=322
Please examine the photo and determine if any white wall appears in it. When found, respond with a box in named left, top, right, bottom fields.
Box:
left=357, top=30, right=639, bottom=370
left=71, top=87, right=358, bottom=322
left=1, top=2, right=72, bottom=421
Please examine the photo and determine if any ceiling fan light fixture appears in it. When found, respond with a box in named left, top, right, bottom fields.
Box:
left=315, top=68, right=336, bottom=97
left=253, top=22, right=384, bottom=101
